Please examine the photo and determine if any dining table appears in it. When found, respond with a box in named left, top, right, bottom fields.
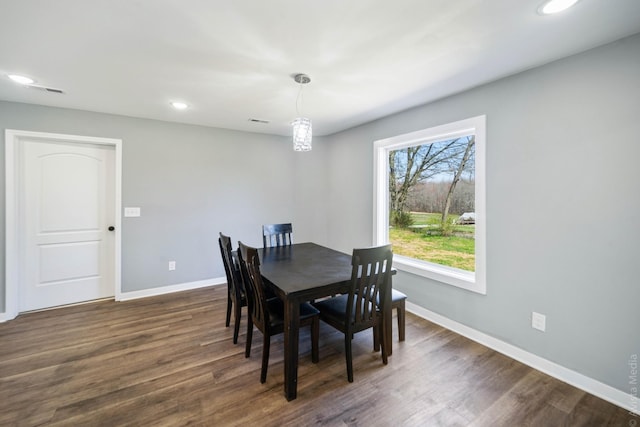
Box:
left=258, top=242, right=393, bottom=401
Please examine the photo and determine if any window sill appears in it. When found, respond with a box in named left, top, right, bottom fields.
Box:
left=393, top=255, right=486, bottom=295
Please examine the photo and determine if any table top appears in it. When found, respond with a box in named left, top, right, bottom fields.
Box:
left=259, top=242, right=353, bottom=299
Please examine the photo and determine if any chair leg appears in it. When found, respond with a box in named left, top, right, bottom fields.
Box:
left=232, top=301, right=242, bottom=344
left=397, top=300, right=406, bottom=342
left=373, top=326, right=380, bottom=352
left=380, top=323, right=388, bottom=365
left=386, top=308, right=393, bottom=357
left=260, top=334, right=270, bottom=383
left=311, top=317, right=319, bottom=364
left=345, top=334, right=354, bottom=383
left=225, top=294, right=232, bottom=327
left=245, top=317, right=253, bottom=358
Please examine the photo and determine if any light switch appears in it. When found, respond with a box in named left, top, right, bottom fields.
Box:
left=124, top=207, right=141, bottom=217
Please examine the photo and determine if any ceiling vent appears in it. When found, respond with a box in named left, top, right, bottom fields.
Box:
left=26, top=84, right=64, bottom=94
left=248, top=118, right=269, bottom=124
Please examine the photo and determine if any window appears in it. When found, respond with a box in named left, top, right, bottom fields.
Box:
left=373, top=116, right=486, bottom=294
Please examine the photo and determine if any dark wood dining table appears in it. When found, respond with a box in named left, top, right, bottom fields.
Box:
left=259, top=242, right=392, bottom=401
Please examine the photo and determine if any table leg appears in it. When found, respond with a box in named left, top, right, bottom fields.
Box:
left=283, top=299, right=300, bottom=401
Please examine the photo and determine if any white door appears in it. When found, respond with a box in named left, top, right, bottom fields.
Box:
left=20, top=139, right=115, bottom=311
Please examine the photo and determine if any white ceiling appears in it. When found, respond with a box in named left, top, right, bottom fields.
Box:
left=1, top=0, right=639, bottom=137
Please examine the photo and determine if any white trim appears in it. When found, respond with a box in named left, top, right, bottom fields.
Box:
left=117, top=277, right=225, bottom=301
left=406, top=301, right=639, bottom=416
left=373, top=115, right=486, bottom=295
left=113, top=139, right=123, bottom=302
left=394, top=255, right=479, bottom=293
left=4, top=134, right=18, bottom=320
left=4, top=129, right=122, bottom=320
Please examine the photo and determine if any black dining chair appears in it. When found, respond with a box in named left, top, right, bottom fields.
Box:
left=237, top=241, right=320, bottom=383
left=312, top=244, right=393, bottom=382
left=262, top=223, right=293, bottom=248
left=218, top=232, right=246, bottom=344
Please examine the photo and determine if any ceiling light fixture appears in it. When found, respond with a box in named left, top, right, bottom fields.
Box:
left=292, top=73, right=312, bottom=152
left=538, top=0, right=580, bottom=15
left=8, top=74, right=35, bottom=85
left=170, top=101, right=188, bottom=110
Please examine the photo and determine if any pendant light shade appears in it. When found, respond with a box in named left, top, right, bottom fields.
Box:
left=292, top=74, right=312, bottom=151
left=292, top=117, right=312, bottom=151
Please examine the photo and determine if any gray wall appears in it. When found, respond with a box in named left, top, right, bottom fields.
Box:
left=323, top=33, right=640, bottom=394
left=0, top=102, right=329, bottom=309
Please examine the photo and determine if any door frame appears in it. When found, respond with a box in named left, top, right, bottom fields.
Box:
left=4, top=129, right=122, bottom=321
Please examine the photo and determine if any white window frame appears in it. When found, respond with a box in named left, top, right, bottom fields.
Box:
left=373, top=115, right=486, bottom=294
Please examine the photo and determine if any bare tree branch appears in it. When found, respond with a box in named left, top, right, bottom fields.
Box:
left=389, top=137, right=470, bottom=220
left=441, top=136, right=475, bottom=227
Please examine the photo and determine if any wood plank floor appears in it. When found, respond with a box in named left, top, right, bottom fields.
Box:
left=0, top=286, right=632, bottom=426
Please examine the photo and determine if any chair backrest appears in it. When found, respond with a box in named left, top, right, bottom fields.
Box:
left=347, top=244, right=394, bottom=332
left=237, top=241, right=269, bottom=332
left=218, top=232, right=243, bottom=302
left=262, top=223, right=293, bottom=248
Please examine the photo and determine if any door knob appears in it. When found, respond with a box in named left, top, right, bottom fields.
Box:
left=108, top=226, right=115, bottom=231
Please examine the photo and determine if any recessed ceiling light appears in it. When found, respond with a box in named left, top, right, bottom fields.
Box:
left=539, top=0, right=580, bottom=15
left=170, top=101, right=188, bottom=110
left=8, top=74, right=35, bottom=85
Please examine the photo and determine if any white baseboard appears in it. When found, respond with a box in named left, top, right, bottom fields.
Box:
left=0, top=312, right=12, bottom=323
left=406, top=301, right=639, bottom=416
left=117, top=277, right=226, bottom=301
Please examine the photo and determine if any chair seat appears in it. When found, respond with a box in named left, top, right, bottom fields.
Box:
left=373, top=288, right=406, bottom=305
left=390, top=289, right=407, bottom=303
left=312, top=294, right=376, bottom=327
left=266, top=298, right=320, bottom=328
left=312, top=294, right=348, bottom=320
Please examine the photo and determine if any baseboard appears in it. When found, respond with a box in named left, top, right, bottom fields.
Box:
left=0, top=312, right=13, bottom=323
left=406, top=301, right=639, bottom=416
left=117, top=277, right=226, bottom=301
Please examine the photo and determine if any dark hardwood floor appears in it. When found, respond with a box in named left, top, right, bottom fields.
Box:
left=0, top=286, right=632, bottom=426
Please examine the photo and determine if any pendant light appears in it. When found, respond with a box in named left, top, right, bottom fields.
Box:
left=292, top=73, right=312, bottom=151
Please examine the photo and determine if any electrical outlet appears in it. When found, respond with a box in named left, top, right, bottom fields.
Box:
left=532, top=311, right=546, bottom=332
left=168, top=261, right=176, bottom=271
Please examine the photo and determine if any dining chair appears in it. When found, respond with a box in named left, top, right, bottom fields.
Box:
left=237, top=241, right=320, bottom=383
left=218, top=232, right=246, bottom=344
left=262, top=223, right=293, bottom=248
left=312, top=244, right=393, bottom=382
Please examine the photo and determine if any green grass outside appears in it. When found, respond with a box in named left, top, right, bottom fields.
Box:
left=390, top=212, right=475, bottom=271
